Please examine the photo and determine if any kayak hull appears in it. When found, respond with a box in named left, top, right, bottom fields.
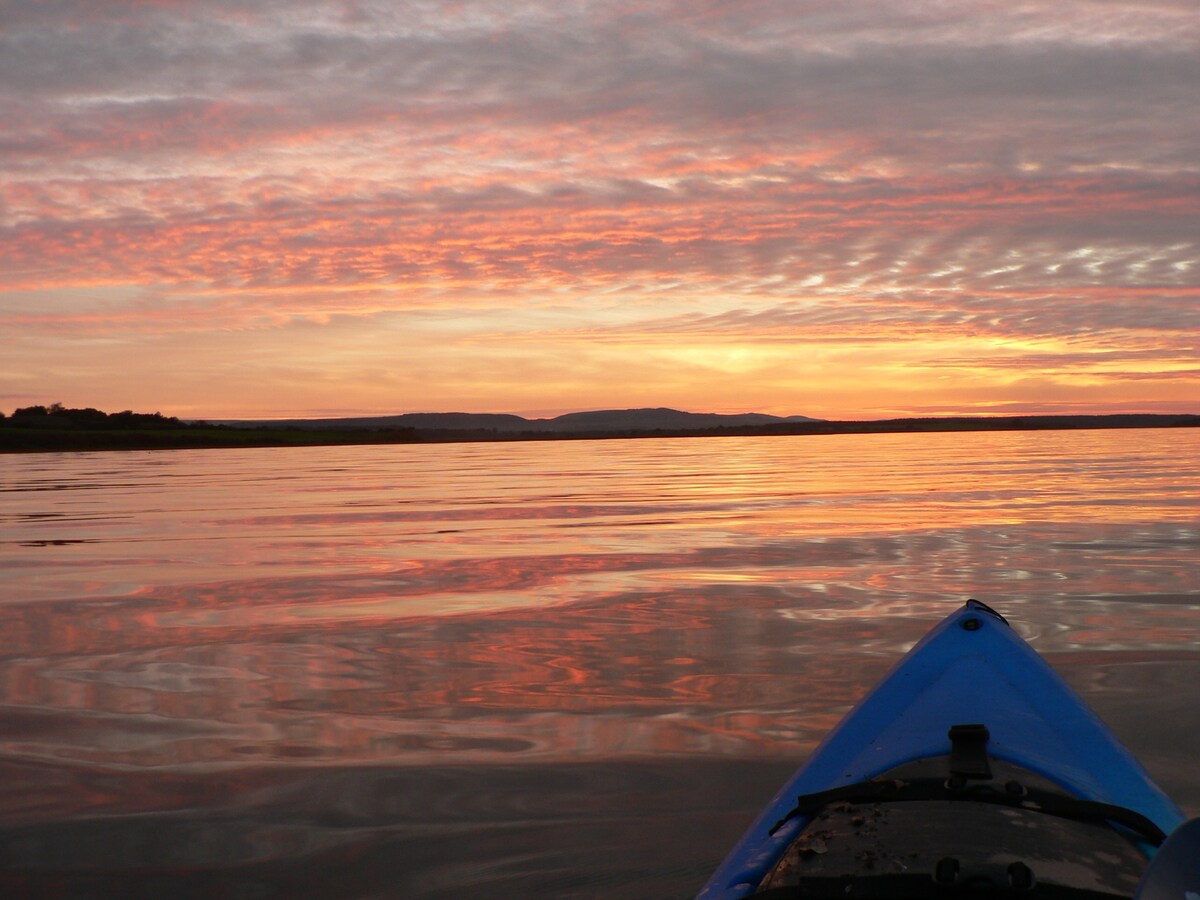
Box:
left=697, top=601, right=1185, bottom=899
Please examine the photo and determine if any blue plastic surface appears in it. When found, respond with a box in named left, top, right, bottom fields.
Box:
left=696, top=601, right=1186, bottom=900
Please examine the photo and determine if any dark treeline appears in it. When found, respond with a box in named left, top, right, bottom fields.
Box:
left=737, top=413, right=1200, bottom=437
left=2, top=404, right=1196, bottom=453
left=3, top=403, right=187, bottom=429
left=0, top=404, right=420, bottom=452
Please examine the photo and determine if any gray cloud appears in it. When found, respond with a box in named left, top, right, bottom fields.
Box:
left=621, top=288, right=1200, bottom=344
left=3, top=2, right=1197, bottom=170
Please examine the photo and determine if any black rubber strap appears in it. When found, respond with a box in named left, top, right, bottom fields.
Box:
left=948, top=724, right=993, bottom=780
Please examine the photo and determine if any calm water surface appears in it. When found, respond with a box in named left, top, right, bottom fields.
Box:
left=1, top=429, right=1197, bottom=897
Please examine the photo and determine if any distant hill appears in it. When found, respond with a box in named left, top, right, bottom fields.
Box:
left=216, top=408, right=825, bottom=433
left=5, top=406, right=1196, bottom=453
left=547, top=408, right=821, bottom=432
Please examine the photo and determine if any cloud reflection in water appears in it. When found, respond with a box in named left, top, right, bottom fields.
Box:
left=0, top=431, right=1196, bottom=895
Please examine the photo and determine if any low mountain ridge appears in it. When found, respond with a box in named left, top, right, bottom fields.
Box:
left=220, top=408, right=824, bottom=433
left=546, top=408, right=821, bottom=432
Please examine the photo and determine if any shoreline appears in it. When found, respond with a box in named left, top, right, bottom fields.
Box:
left=2, top=413, right=1197, bottom=453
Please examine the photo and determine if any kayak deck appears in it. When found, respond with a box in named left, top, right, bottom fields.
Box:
left=756, top=756, right=1152, bottom=897
left=697, top=601, right=1186, bottom=899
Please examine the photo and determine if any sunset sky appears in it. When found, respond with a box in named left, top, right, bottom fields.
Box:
left=2, top=0, right=1198, bottom=420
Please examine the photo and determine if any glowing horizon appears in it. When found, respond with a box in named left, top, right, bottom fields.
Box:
left=2, top=1, right=1197, bottom=421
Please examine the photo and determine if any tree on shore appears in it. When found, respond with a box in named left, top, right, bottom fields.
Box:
left=4, top=405, right=183, bottom=429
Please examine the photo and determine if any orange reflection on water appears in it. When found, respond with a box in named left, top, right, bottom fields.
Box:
left=0, top=431, right=1197, bottom=900
left=0, top=579, right=912, bottom=771
left=0, top=429, right=1196, bottom=779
